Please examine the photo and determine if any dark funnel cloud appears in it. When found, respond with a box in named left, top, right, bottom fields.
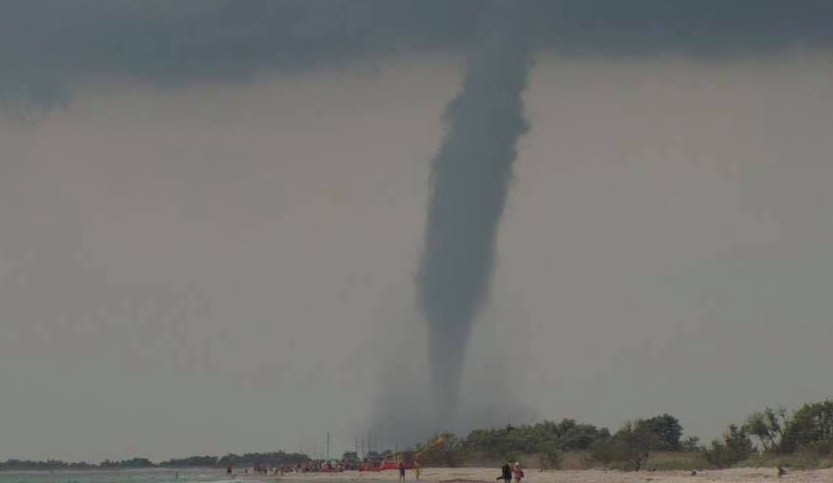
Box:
left=417, top=0, right=534, bottom=425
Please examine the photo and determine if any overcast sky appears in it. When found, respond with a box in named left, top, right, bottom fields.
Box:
left=2, top=1, right=833, bottom=462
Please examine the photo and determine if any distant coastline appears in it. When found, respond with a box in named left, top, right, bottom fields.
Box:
left=0, top=451, right=307, bottom=471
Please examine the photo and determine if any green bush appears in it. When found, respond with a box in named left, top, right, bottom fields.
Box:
left=464, top=419, right=609, bottom=459
left=538, top=442, right=563, bottom=470
left=703, top=425, right=754, bottom=468
left=635, top=414, right=683, bottom=451
left=781, top=400, right=833, bottom=454
left=589, top=421, right=661, bottom=470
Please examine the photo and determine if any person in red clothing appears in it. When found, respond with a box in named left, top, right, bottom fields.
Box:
left=513, top=462, right=524, bottom=483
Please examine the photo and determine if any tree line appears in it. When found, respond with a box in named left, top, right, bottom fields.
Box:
left=413, top=399, right=833, bottom=470
left=0, top=451, right=308, bottom=471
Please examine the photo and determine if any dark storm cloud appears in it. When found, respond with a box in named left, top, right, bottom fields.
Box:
left=541, top=0, right=833, bottom=56
left=0, top=0, right=479, bottom=110
left=2, top=1, right=832, bottom=110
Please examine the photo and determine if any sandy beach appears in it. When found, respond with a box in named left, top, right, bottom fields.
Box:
left=285, top=467, right=833, bottom=483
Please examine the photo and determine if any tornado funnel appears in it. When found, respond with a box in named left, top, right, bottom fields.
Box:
left=417, top=0, right=534, bottom=427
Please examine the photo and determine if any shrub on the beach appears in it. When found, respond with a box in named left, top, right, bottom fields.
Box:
left=502, top=452, right=521, bottom=465
left=681, top=436, right=701, bottom=452
left=587, top=415, right=686, bottom=470
left=743, top=406, right=788, bottom=453
left=548, top=419, right=611, bottom=451
left=158, top=455, right=219, bottom=467
left=589, top=421, right=660, bottom=470
left=741, top=447, right=831, bottom=470
left=464, top=418, right=609, bottom=460
left=703, top=424, right=754, bottom=468
left=589, top=413, right=683, bottom=465
left=100, top=458, right=154, bottom=468
left=538, top=442, right=562, bottom=470
left=703, top=440, right=732, bottom=468
left=724, top=424, right=755, bottom=460
left=634, top=414, right=683, bottom=451
left=780, top=400, right=833, bottom=455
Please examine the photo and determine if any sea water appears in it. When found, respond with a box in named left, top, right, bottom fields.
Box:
left=0, top=468, right=335, bottom=483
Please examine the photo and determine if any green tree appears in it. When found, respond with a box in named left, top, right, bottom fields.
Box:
left=635, top=414, right=683, bottom=451
left=781, top=400, right=833, bottom=454
left=464, top=419, right=609, bottom=458
left=159, top=455, right=218, bottom=467
left=724, top=424, right=754, bottom=461
left=538, top=441, right=562, bottom=470
left=548, top=419, right=610, bottom=451
left=591, top=421, right=661, bottom=470
left=681, top=436, right=700, bottom=452
left=100, top=458, right=154, bottom=468
left=743, top=407, right=787, bottom=453
left=704, top=424, right=754, bottom=468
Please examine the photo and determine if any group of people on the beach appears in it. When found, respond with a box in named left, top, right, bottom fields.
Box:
left=397, top=460, right=421, bottom=481
left=225, top=462, right=314, bottom=478
left=497, top=462, right=524, bottom=483
left=223, top=459, right=516, bottom=481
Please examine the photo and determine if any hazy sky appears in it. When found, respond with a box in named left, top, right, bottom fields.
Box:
left=2, top=1, right=833, bottom=462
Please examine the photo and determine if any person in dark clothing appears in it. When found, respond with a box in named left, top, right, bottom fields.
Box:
left=497, top=463, right=512, bottom=483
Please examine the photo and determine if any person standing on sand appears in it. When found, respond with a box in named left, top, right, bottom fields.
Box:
left=414, top=462, right=421, bottom=481
left=497, top=462, right=512, bottom=483
left=513, top=462, right=524, bottom=483
left=398, top=461, right=406, bottom=481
